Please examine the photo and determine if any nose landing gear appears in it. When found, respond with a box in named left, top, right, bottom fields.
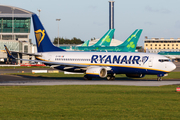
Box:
left=157, top=77, right=162, bottom=81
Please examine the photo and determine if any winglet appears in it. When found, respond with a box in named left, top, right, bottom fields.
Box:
left=4, top=45, right=15, bottom=59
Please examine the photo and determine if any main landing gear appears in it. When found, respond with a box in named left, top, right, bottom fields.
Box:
left=84, top=75, right=92, bottom=80
left=107, top=74, right=116, bottom=81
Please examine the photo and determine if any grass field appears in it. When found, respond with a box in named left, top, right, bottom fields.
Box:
left=0, top=85, right=180, bottom=120
left=10, top=71, right=180, bottom=80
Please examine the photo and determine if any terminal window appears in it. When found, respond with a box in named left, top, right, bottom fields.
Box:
left=0, top=17, right=31, bottom=33
left=2, top=35, right=12, bottom=40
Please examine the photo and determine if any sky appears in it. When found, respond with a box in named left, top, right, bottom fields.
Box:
left=1, top=0, right=180, bottom=46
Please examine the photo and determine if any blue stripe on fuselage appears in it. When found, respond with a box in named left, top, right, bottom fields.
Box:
left=111, top=66, right=167, bottom=75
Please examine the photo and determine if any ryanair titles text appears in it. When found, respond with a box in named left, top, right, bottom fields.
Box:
left=91, top=55, right=149, bottom=64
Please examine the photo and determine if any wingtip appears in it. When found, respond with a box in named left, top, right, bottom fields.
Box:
left=4, top=45, right=16, bottom=59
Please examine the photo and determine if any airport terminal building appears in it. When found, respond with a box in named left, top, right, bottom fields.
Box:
left=144, top=37, right=180, bottom=53
left=0, top=5, right=36, bottom=64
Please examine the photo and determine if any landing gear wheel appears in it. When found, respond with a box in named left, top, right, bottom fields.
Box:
left=84, top=75, right=92, bottom=80
left=157, top=77, right=162, bottom=81
left=107, top=75, right=115, bottom=81
left=107, top=76, right=111, bottom=80
left=111, top=76, right=115, bottom=80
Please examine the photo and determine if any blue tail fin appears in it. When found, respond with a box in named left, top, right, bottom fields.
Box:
left=32, top=14, right=65, bottom=52
left=92, top=29, right=115, bottom=47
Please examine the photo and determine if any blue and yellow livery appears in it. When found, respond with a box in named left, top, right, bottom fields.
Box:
left=4, top=14, right=176, bottom=81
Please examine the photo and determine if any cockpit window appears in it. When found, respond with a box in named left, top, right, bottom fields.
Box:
left=158, top=59, right=170, bottom=62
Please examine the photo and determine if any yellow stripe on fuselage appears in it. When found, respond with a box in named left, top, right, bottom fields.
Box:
left=36, top=57, right=51, bottom=62
left=78, top=63, right=170, bottom=73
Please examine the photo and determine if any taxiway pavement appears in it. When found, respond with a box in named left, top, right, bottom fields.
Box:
left=0, top=75, right=180, bottom=86
left=0, top=62, right=180, bottom=86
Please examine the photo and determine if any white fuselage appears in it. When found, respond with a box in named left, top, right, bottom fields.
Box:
left=37, top=51, right=176, bottom=74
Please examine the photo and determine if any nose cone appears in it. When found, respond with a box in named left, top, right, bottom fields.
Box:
left=169, top=62, right=176, bottom=72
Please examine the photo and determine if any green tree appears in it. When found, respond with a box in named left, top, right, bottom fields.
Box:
left=53, top=37, right=84, bottom=44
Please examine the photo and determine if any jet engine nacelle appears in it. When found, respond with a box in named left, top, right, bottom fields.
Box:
left=126, top=74, right=145, bottom=78
left=85, top=67, right=107, bottom=78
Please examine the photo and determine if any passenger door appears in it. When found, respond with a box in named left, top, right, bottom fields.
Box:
left=148, top=57, right=153, bottom=67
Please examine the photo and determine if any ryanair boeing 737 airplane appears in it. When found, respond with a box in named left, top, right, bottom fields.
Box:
left=4, top=14, right=176, bottom=81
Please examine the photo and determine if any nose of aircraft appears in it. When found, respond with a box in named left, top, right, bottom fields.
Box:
left=168, top=62, right=176, bottom=72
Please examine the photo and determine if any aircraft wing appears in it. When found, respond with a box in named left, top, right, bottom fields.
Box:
left=4, top=45, right=88, bottom=68
left=2, top=49, right=42, bottom=56
left=21, top=58, right=88, bottom=68
left=10, top=51, right=41, bottom=57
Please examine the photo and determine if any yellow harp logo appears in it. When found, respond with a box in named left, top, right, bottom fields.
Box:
left=35, top=29, right=45, bottom=47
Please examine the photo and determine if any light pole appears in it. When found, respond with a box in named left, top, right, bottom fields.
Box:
left=37, top=9, right=41, bottom=18
left=56, top=19, right=61, bottom=47
left=11, top=7, right=15, bottom=40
